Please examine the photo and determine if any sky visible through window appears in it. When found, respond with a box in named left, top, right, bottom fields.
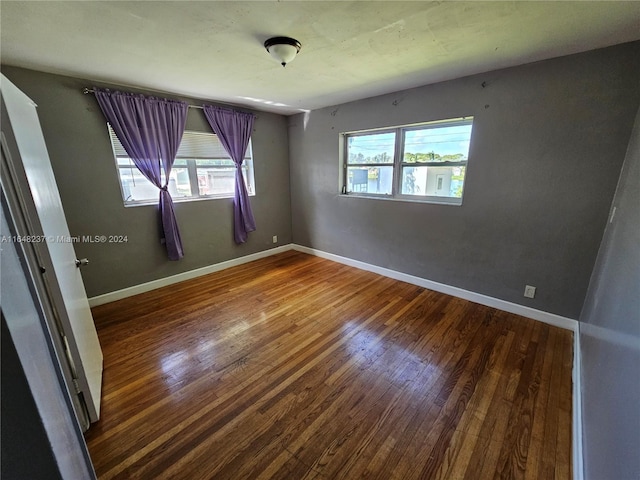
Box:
left=404, top=124, right=472, bottom=160
left=348, top=124, right=472, bottom=162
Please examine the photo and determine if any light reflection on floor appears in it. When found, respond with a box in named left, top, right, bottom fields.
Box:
left=341, top=321, right=441, bottom=393
left=158, top=315, right=269, bottom=393
left=159, top=336, right=218, bottom=391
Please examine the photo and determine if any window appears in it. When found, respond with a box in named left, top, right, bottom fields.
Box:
left=342, top=117, right=473, bottom=205
left=109, top=125, right=255, bottom=205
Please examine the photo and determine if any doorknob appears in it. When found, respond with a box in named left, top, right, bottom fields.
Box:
left=75, top=258, right=89, bottom=268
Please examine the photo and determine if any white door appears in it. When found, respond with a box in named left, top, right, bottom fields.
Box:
left=1, top=75, right=103, bottom=423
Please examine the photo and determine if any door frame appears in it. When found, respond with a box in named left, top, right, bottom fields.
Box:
left=0, top=99, right=92, bottom=430
left=1, top=74, right=103, bottom=424
left=1, top=139, right=96, bottom=478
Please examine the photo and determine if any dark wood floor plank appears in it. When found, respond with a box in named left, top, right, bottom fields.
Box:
left=433, top=326, right=516, bottom=479
left=85, top=251, right=573, bottom=479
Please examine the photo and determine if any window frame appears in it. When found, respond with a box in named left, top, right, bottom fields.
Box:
left=341, top=117, right=473, bottom=206
left=342, top=128, right=397, bottom=196
left=108, top=125, right=255, bottom=207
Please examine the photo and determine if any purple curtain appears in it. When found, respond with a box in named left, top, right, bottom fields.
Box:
left=202, top=106, right=256, bottom=244
left=94, top=89, right=188, bottom=260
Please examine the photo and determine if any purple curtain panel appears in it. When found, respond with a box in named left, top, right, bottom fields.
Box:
left=94, top=88, right=188, bottom=260
left=203, top=105, right=256, bottom=244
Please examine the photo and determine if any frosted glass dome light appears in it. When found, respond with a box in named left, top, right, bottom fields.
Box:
left=264, top=37, right=302, bottom=67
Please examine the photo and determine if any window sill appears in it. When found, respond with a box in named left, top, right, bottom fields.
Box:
left=339, top=192, right=463, bottom=206
left=123, top=192, right=255, bottom=208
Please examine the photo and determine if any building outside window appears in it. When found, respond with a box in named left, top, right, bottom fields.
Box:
left=108, top=125, right=254, bottom=205
left=342, top=117, right=473, bottom=205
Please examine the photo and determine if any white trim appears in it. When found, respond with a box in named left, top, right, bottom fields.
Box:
left=87, top=245, right=293, bottom=307
left=90, top=242, right=579, bottom=332
left=291, top=244, right=578, bottom=332
left=573, top=325, right=584, bottom=480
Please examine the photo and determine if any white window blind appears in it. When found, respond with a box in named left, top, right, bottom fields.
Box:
left=108, top=127, right=250, bottom=160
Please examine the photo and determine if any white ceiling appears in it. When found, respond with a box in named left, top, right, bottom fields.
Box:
left=2, top=1, right=640, bottom=115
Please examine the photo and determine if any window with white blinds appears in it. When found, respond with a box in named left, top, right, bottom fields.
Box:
left=108, top=125, right=255, bottom=205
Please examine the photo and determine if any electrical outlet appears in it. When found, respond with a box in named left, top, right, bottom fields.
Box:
left=524, top=285, right=536, bottom=299
left=272, top=235, right=278, bottom=244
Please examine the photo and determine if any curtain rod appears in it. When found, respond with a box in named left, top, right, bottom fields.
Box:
left=82, top=88, right=204, bottom=110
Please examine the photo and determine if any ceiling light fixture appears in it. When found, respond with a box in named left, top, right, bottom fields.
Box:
left=264, top=36, right=302, bottom=67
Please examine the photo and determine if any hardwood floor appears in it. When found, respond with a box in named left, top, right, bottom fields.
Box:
left=86, top=251, right=572, bottom=479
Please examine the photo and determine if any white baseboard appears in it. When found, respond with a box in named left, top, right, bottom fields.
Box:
left=572, top=325, right=584, bottom=480
left=87, top=245, right=294, bottom=307
left=90, top=242, right=579, bottom=332
left=292, top=244, right=578, bottom=332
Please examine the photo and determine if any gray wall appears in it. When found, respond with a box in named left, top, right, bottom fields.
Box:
left=2, top=66, right=292, bottom=298
left=288, top=42, right=640, bottom=319
left=579, top=104, right=640, bottom=479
